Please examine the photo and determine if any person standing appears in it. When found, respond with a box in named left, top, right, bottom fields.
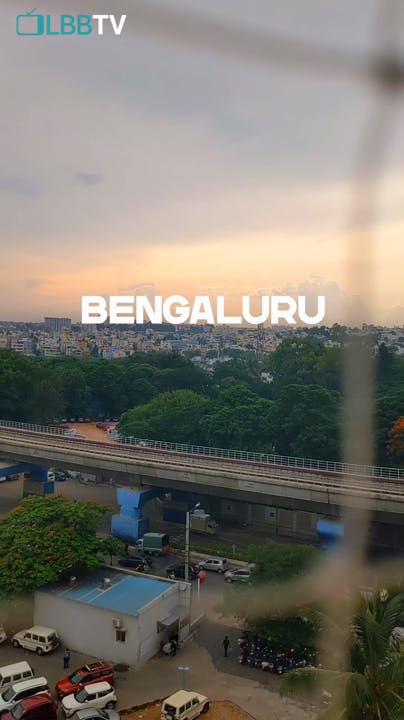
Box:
left=63, top=648, right=71, bottom=669
left=223, top=635, right=230, bottom=657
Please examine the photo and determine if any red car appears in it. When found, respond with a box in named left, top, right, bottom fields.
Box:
left=1, top=693, right=57, bottom=720
left=55, top=661, right=114, bottom=699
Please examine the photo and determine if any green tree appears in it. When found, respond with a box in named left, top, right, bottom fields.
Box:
left=0, top=495, right=113, bottom=597
left=224, top=541, right=321, bottom=655
left=281, top=589, right=404, bottom=720
left=275, top=384, right=341, bottom=460
left=27, top=377, right=65, bottom=424
left=251, top=540, right=320, bottom=585
left=200, top=379, right=276, bottom=451
left=118, top=390, right=210, bottom=444
left=265, top=339, right=328, bottom=397
left=100, top=536, right=125, bottom=565
left=0, top=350, right=37, bottom=420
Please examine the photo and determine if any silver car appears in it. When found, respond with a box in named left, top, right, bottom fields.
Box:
left=224, top=568, right=253, bottom=584
left=197, top=557, right=227, bottom=574
left=70, top=709, right=120, bottom=720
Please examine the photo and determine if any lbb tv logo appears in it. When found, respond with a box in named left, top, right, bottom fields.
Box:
left=16, top=8, right=127, bottom=36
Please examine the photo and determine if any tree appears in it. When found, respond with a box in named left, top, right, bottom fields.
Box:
left=375, top=390, right=404, bottom=465
left=200, top=379, right=276, bottom=451
left=224, top=541, right=321, bottom=655
left=265, top=339, right=328, bottom=397
left=251, top=540, right=320, bottom=585
left=100, top=536, right=125, bottom=565
left=0, top=495, right=114, bottom=597
left=0, top=349, right=37, bottom=420
left=27, top=377, right=65, bottom=424
left=118, top=390, right=210, bottom=444
left=275, top=384, right=341, bottom=460
left=281, top=589, right=404, bottom=720
left=386, top=417, right=404, bottom=463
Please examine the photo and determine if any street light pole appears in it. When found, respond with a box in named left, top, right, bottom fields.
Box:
left=185, top=510, right=190, bottom=583
left=185, top=501, right=200, bottom=583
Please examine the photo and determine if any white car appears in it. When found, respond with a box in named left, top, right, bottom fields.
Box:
left=224, top=568, right=253, bottom=584
left=197, top=557, right=227, bottom=574
left=161, top=690, right=209, bottom=720
left=11, top=625, right=59, bottom=654
left=62, top=682, right=117, bottom=718
left=0, top=677, right=49, bottom=713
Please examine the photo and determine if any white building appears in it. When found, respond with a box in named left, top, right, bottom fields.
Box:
left=34, top=570, right=191, bottom=667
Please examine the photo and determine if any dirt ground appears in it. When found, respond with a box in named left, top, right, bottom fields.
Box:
left=122, top=700, right=255, bottom=720
left=67, top=422, right=110, bottom=442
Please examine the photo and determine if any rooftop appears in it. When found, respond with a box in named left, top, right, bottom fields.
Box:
left=41, top=570, right=173, bottom=617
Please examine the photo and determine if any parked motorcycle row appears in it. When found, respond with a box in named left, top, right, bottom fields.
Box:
left=237, top=635, right=318, bottom=675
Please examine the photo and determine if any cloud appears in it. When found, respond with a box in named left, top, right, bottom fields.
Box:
left=385, top=306, right=404, bottom=327
left=0, top=174, right=40, bottom=197
left=23, top=278, right=47, bottom=291
left=75, top=173, right=103, bottom=186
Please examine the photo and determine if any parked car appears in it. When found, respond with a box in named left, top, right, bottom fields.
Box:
left=55, top=662, right=114, bottom=700
left=197, top=557, right=227, bottom=574
left=61, top=682, right=117, bottom=718
left=166, top=564, right=198, bottom=581
left=11, top=626, right=59, bottom=655
left=0, top=663, right=34, bottom=693
left=69, top=710, right=120, bottom=720
left=54, top=470, right=68, bottom=481
left=161, top=690, right=209, bottom=720
left=117, top=555, right=151, bottom=571
left=224, top=568, right=253, bottom=584
left=0, top=677, right=50, bottom=714
left=1, top=693, right=58, bottom=720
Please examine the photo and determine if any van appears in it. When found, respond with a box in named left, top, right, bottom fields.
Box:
left=0, top=677, right=49, bottom=713
left=161, top=690, right=209, bottom=720
left=11, top=626, right=59, bottom=655
left=0, top=663, right=34, bottom=692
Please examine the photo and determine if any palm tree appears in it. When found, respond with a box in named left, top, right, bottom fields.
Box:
left=281, top=589, right=404, bottom=720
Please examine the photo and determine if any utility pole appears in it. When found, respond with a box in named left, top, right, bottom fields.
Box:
left=185, top=502, right=200, bottom=582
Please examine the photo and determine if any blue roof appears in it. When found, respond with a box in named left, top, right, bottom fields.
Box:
left=44, top=571, right=173, bottom=616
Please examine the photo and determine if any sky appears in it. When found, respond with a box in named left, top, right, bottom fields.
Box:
left=1, top=0, right=403, bottom=324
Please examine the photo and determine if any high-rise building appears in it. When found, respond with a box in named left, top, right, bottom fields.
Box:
left=44, top=317, right=72, bottom=333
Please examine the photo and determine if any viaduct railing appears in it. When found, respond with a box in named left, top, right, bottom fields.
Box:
left=0, top=419, right=403, bottom=481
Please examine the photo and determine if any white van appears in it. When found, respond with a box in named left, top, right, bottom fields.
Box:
left=0, top=677, right=49, bottom=713
left=0, top=663, right=34, bottom=692
left=161, top=691, right=209, bottom=720
left=11, top=626, right=59, bottom=655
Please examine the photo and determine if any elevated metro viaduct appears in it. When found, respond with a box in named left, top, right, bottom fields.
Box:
left=0, top=425, right=403, bottom=550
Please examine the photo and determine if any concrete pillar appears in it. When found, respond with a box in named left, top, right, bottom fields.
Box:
left=23, top=465, right=54, bottom=497
left=111, top=487, right=161, bottom=543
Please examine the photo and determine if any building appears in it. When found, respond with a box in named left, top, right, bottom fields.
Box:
left=34, top=570, right=191, bottom=666
left=44, top=317, right=72, bottom=333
